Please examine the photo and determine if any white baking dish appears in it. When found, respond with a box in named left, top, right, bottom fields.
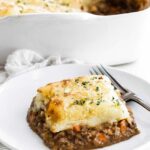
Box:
left=0, top=8, right=150, bottom=65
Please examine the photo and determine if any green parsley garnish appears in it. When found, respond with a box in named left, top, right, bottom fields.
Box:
left=91, top=77, right=97, bottom=80
left=96, top=87, right=99, bottom=91
left=82, top=81, right=89, bottom=88
left=112, top=98, right=120, bottom=107
left=96, top=100, right=101, bottom=105
left=96, top=99, right=104, bottom=105
left=75, top=79, right=79, bottom=83
left=82, top=81, right=89, bottom=86
left=73, top=100, right=86, bottom=106
left=90, top=101, right=93, bottom=104
left=115, top=100, right=120, bottom=107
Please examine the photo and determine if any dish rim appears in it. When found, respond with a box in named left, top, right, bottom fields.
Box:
left=0, top=6, right=150, bottom=21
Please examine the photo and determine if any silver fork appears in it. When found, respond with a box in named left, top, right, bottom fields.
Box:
left=90, top=65, right=150, bottom=111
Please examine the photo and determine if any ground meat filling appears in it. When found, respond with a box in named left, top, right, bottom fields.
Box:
left=88, top=0, right=150, bottom=15
left=27, top=102, right=139, bottom=150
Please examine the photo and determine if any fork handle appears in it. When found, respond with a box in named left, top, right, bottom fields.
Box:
left=126, top=95, right=150, bottom=111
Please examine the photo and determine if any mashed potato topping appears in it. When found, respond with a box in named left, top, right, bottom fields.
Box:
left=0, top=0, right=86, bottom=16
left=33, top=75, right=130, bottom=133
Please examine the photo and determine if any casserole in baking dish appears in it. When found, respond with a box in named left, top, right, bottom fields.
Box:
left=0, top=0, right=150, bottom=16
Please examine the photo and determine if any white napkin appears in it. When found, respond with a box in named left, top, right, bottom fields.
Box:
left=0, top=49, right=83, bottom=84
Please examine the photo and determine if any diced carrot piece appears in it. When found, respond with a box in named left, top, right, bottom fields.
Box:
left=120, top=120, right=127, bottom=133
left=98, top=133, right=107, bottom=142
left=73, top=125, right=81, bottom=132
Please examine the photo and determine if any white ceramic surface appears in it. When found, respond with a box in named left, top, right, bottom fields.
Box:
left=0, top=64, right=150, bottom=150
left=0, top=8, right=150, bottom=65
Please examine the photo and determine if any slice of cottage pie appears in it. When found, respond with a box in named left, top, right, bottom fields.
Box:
left=27, top=75, right=139, bottom=150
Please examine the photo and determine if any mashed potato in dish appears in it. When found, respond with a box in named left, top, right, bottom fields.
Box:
left=0, top=0, right=149, bottom=16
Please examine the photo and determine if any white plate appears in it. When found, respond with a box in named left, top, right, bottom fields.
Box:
left=0, top=64, right=150, bottom=150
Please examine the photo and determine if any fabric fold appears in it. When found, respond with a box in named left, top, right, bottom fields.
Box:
left=0, top=49, right=83, bottom=84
